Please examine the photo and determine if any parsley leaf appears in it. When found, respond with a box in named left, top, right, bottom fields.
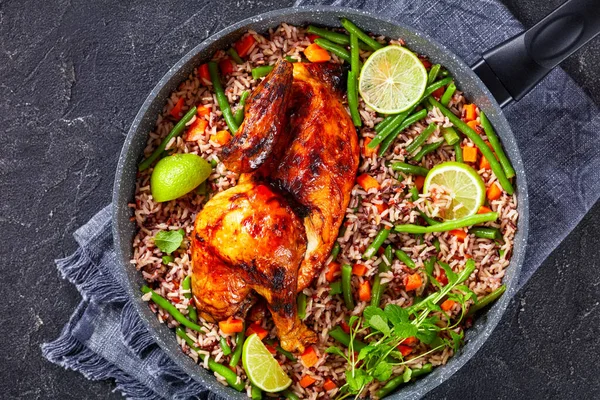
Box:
left=154, top=229, right=185, bottom=254
left=369, top=315, right=391, bottom=336
left=384, top=304, right=409, bottom=325
left=393, top=322, right=417, bottom=339
left=373, top=360, right=393, bottom=382
left=363, top=306, right=387, bottom=327
left=326, top=346, right=347, bottom=359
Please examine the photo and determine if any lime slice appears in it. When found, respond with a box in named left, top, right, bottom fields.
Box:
left=242, top=333, right=292, bottom=393
left=422, top=161, right=486, bottom=220
left=150, top=154, right=211, bottom=202
left=359, top=45, right=428, bottom=114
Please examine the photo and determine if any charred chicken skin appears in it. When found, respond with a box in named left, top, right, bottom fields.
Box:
left=191, top=60, right=359, bottom=352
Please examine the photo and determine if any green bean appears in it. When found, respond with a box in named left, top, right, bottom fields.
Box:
left=297, top=293, right=307, bottom=320
left=433, top=238, right=441, bottom=252
left=250, top=385, right=262, bottom=400
left=394, top=212, right=498, bottom=234
left=374, top=114, right=395, bottom=133
left=379, top=109, right=429, bottom=156
left=499, top=249, right=506, bottom=258
left=276, top=345, right=297, bottom=361
left=313, top=38, right=351, bottom=63
left=227, top=48, right=244, bottom=64
left=282, top=390, right=300, bottom=400
left=141, top=286, right=204, bottom=332
left=251, top=65, right=274, bottom=80
left=428, top=97, right=514, bottom=194
left=425, top=256, right=436, bottom=275
left=428, top=64, right=441, bottom=84
left=479, top=111, right=515, bottom=179
left=229, top=329, right=245, bottom=367
left=370, top=111, right=410, bottom=147
left=284, top=55, right=298, bottom=63
left=395, top=249, right=416, bottom=269
left=347, top=70, right=362, bottom=127
left=176, top=328, right=244, bottom=391
left=470, top=226, right=502, bottom=240
left=350, top=32, right=360, bottom=74
left=391, top=162, right=429, bottom=177
left=440, top=82, right=456, bottom=106
left=371, top=245, right=394, bottom=307
left=233, top=90, right=250, bottom=126
left=409, top=187, right=419, bottom=202
left=467, top=284, right=506, bottom=315
left=208, top=62, right=239, bottom=134
left=329, top=326, right=367, bottom=352
left=440, top=69, right=450, bottom=77
left=138, top=106, right=197, bottom=171
left=454, top=142, right=463, bottom=162
left=330, top=281, right=343, bottom=295
left=418, top=210, right=440, bottom=226
left=341, top=264, right=355, bottom=310
left=181, top=276, right=198, bottom=323
left=412, top=140, right=444, bottom=162
left=441, top=126, right=460, bottom=146
left=340, top=18, right=384, bottom=51
left=362, top=228, right=391, bottom=259
left=330, top=242, right=341, bottom=261
left=162, top=255, right=174, bottom=264
left=404, top=123, right=437, bottom=155
left=306, top=25, right=370, bottom=50
left=210, top=158, right=218, bottom=168
left=375, top=364, right=433, bottom=398
left=384, top=245, right=393, bottom=266
left=219, top=336, right=232, bottom=356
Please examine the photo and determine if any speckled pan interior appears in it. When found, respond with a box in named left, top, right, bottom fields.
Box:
left=112, top=7, right=529, bottom=399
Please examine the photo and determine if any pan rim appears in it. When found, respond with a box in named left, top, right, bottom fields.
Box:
left=112, top=6, right=529, bottom=399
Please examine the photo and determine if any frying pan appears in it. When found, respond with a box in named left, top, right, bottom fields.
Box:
left=112, top=1, right=600, bottom=398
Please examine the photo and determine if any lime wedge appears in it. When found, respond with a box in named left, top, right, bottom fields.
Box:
left=150, top=154, right=211, bottom=202
left=422, top=161, right=486, bottom=220
left=242, top=333, right=292, bottom=393
left=358, top=45, right=428, bottom=114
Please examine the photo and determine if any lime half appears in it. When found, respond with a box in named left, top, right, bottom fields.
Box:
left=242, top=333, right=292, bottom=393
left=150, top=154, right=211, bottom=202
left=423, top=162, right=486, bottom=220
left=359, top=45, right=428, bottom=114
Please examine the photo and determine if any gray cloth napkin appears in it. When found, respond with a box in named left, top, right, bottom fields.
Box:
left=43, top=0, right=600, bottom=398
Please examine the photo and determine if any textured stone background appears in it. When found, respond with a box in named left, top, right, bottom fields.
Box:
left=1, top=0, right=599, bottom=399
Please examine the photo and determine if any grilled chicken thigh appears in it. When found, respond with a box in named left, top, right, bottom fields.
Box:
left=191, top=60, right=359, bottom=352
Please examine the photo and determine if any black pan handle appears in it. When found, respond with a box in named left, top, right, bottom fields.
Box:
left=472, top=0, right=600, bottom=107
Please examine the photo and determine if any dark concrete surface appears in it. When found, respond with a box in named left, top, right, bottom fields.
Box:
left=0, top=0, right=598, bottom=399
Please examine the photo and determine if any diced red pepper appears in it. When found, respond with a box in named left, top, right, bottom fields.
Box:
left=307, top=33, right=320, bottom=43
left=219, top=58, right=235, bottom=75
left=234, top=35, right=256, bottom=58
left=198, top=64, right=211, bottom=84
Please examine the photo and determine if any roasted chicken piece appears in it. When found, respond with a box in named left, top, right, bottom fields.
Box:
left=191, top=60, right=359, bottom=352
left=191, top=182, right=316, bottom=352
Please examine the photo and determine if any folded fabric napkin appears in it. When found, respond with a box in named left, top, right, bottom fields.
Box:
left=43, top=0, right=600, bottom=398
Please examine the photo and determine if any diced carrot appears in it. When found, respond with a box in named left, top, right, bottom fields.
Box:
left=219, top=58, right=235, bottom=75
left=325, top=261, right=341, bottom=282
left=462, top=146, right=478, bottom=163
left=186, top=118, right=208, bottom=142
left=198, top=64, right=211, bottom=84
left=363, top=137, right=378, bottom=157
left=414, top=175, right=425, bottom=191
left=197, top=105, right=211, bottom=116
left=480, top=156, right=491, bottom=170
left=357, top=173, right=380, bottom=191
left=467, top=120, right=480, bottom=133
left=401, top=336, right=419, bottom=346
left=234, top=35, right=256, bottom=58
left=397, top=344, right=413, bottom=357
left=218, top=316, right=244, bottom=334
left=441, top=299, right=456, bottom=312
left=228, top=365, right=237, bottom=373
left=487, top=182, right=502, bottom=201
left=358, top=281, right=371, bottom=302
left=374, top=202, right=388, bottom=215
left=431, top=86, right=445, bottom=99
left=340, top=321, right=350, bottom=334
left=419, top=56, right=432, bottom=69
left=404, top=273, right=422, bottom=291
left=301, top=346, right=319, bottom=368
left=265, top=344, right=277, bottom=355
left=464, top=254, right=472, bottom=259
left=211, top=130, right=232, bottom=146
left=436, top=269, right=448, bottom=286
left=323, top=379, right=338, bottom=391
left=299, top=375, right=317, bottom=388
left=478, top=206, right=492, bottom=214
left=245, top=322, right=268, bottom=340
left=304, top=43, right=331, bottom=63
left=170, top=97, right=185, bottom=119
left=352, top=264, right=368, bottom=276
left=463, top=104, right=477, bottom=122
left=449, top=229, right=467, bottom=242
left=307, top=33, right=320, bottom=43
